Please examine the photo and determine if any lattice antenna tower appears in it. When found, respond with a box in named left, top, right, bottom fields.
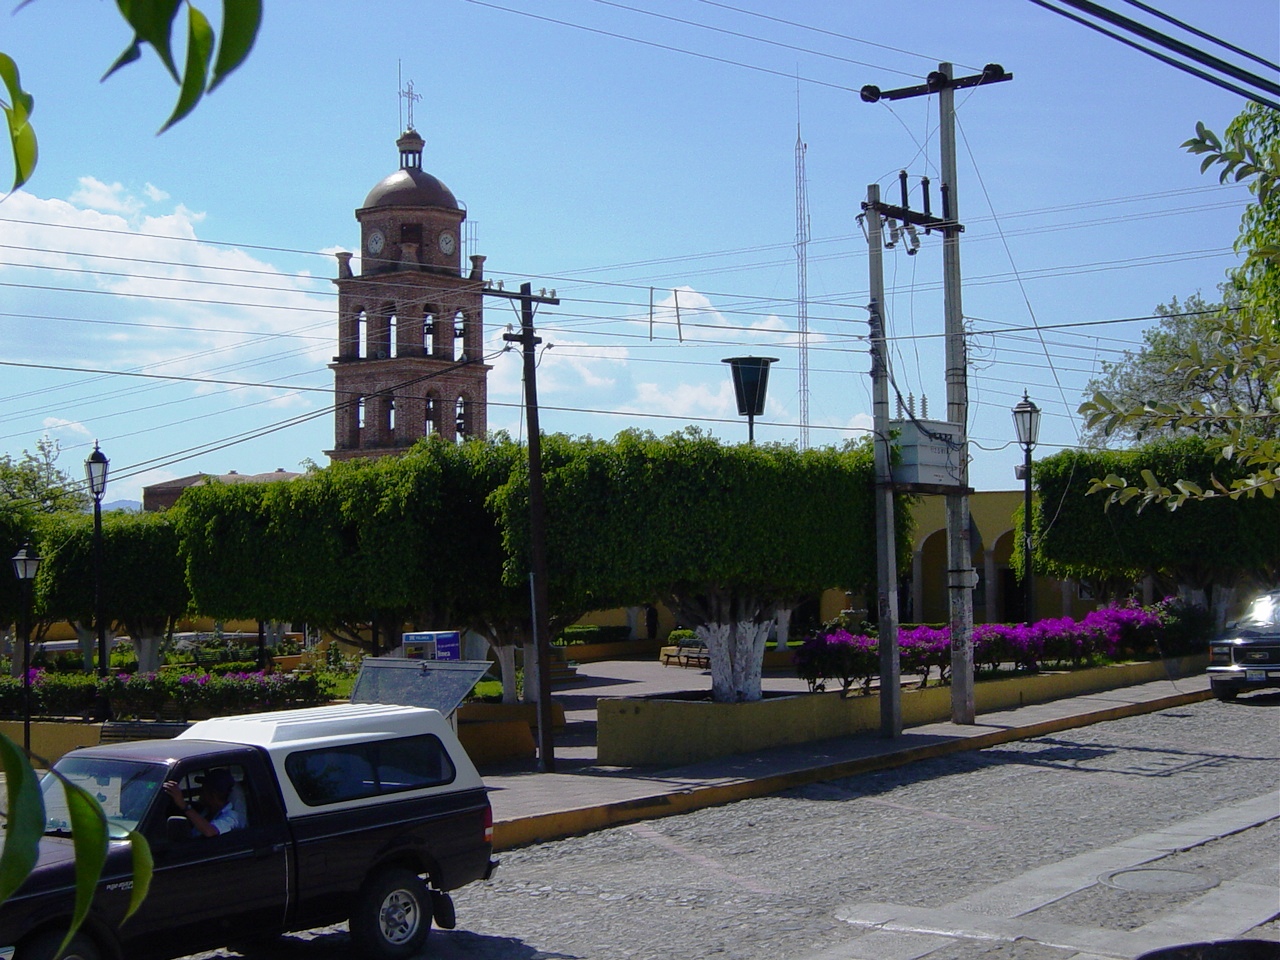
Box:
left=795, top=112, right=811, bottom=449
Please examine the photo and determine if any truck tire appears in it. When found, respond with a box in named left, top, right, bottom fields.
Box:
left=17, top=931, right=102, bottom=960
left=1211, top=680, right=1240, bottom=702
left=351, top=868, right=432, bottom=959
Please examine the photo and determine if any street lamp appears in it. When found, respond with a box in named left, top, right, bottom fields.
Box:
left=722, top=356, right=779, bottom=445
left=85, top=442, right=109, bottom=677
left=1011, top=392, right=1041, bottom=627
left=11, top=542, right=41, bottom=753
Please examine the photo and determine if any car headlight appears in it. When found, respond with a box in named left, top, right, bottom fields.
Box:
left=1209, top=645, right=1232, bottom=665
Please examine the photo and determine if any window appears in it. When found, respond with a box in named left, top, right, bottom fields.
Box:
left=284, top=735, right=456, bottom=807
left=45, top=757, right=167, bottom=838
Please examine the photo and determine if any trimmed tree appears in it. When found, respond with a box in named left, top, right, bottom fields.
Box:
left=493, top=430, right=905, bottom=703
left=36, top=510, right=190, bottom=672
left=1032, top=438, right=1280, bottom=621
left=175, top=439, right=532, bottom=702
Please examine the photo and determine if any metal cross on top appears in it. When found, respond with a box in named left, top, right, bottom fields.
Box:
left=399, top=78, right=422, bottom=130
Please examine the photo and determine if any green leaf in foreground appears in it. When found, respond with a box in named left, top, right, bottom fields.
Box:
left=0, top=734, right=42, bottom=905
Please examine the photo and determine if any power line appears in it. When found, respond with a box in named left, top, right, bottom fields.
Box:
left=463, top=0, right=862, bottom=92
left=583, top=0, right=919, bottom=76
left=1027, top=0, right=1280, bottom=110
left=1116, top=0, right=1279, bottom=72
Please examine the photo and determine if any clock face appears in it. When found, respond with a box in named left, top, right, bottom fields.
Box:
left=366, top=229, right=385, bottom=255
left=438, top=231, right=457, bottom=256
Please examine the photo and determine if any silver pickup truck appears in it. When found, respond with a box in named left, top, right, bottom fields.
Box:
left=0, top=703, right=498, bottom=960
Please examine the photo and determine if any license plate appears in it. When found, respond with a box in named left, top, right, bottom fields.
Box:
left=1246, top=669, right=1266, bottom=681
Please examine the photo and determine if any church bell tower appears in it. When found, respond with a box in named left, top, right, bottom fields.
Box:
left=327, top=129, right=489, bottom=460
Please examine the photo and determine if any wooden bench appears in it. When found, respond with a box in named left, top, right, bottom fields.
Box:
left=661, top=638, right=710, bottom=669
left=99, top=721, right=190, bottom=744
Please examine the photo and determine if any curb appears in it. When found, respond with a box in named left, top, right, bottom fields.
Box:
left=491, top=685, right=1213, bottom=851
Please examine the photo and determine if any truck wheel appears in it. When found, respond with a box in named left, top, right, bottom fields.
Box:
left=17, top=931, right=102, bottom=960
left=1211, top=680, right=1240, bottom=702
left=351, top=868, right=432, bottom=959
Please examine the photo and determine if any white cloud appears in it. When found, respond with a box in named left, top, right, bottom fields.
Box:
left=143, top=183, right=170, bottom=202
left=42, top=418, right=91, bottom=439
left=68, top=177, right=144, bottom=215
left=632, top=379, right=736, bottom=419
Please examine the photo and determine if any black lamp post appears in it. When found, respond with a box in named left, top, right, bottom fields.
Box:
left=85, top=442, right=109, bottom=677
left=1011, top=392, right=1041, bottom=626
left=722, top=356, right=779, bottom=445
left=12, top=542, right=41, bottom=754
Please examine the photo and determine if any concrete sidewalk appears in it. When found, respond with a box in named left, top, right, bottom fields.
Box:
left=485, top=661, right=1214, bottom=851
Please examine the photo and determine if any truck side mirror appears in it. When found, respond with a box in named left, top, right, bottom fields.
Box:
left=166, top=816, right=191, bottom=842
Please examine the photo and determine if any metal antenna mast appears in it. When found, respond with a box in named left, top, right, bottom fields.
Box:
left=795, top=115, right=810, bottom=449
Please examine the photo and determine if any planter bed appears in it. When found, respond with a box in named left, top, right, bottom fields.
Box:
left=597, top=655, right=1207, bottom=766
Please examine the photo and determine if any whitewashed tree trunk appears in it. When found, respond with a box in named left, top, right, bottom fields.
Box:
left=134, top=630, right=164, bottom=673
left=72, top=621, right=96, bottom=672
left=696, top=619, right=771, bottom=702
left=493, top=643, right=519, bottom=704
left=1211, top=585, right=1237, bottom=630
left=774, top=607, right=793, bottom=650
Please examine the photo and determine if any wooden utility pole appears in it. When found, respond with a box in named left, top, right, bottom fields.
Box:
left=865, top=185, right=901, bottom=738
left=860, top=62, right=1011, bottom=725
left=494, top=281, right=560, bottom=771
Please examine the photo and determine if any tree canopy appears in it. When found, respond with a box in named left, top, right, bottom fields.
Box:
left=493, top=430, right=907, bottom=701
left=1033, top=438, right=1280, bottom=604
left=1080, top=105, right=1280, bottom=507
left=1079, top=287, right=1276, bottom=448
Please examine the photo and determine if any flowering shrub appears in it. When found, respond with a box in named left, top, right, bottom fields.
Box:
left=899, top=625, right=952, bottom=684
left=792, top=629, right=877, bottom=696
left=794, top=600, right=1196, bottom=691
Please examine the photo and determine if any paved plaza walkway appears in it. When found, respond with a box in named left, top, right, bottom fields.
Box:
left=484, top=657, right=1215, bottom=851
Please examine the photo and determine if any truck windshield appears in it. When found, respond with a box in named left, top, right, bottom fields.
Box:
left=43, top=757, right=168, bottom=839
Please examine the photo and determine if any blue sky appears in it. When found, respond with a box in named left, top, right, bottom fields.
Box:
left=2, top=1, right=1275, bottom=502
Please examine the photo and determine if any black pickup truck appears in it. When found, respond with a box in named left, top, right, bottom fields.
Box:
left=0, top=703, right=497, bottom=960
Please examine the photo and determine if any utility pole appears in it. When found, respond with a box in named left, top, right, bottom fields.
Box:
left=865, top=184, right=900, bottom=738
left=937, top=62, right=977, bottom=724
left=861, top=62, right=1010, bottom=725
left=493, top=281, right=561, bottom=771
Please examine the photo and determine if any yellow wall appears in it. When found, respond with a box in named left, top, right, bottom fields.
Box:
left=908, top=490, right=1097, bottom=625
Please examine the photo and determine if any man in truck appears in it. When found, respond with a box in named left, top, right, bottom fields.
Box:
left=162, top=768, right=245, bottom=838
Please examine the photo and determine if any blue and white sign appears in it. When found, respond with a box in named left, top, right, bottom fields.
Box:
left=401, top=630, right=461, bottom=661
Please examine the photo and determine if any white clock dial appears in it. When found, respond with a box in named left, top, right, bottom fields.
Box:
left=366, top=229, right=386, bottom=255
left=438, top=231, right=457, bottom=255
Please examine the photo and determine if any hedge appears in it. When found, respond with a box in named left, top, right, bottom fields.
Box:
left=0, top=670, right=335, bottom=721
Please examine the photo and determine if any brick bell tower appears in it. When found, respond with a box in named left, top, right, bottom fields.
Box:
left=328, top=129, right=488, bottom=461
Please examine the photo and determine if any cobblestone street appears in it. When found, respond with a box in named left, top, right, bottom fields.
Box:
left=187, top=696, right=1279, bottom=960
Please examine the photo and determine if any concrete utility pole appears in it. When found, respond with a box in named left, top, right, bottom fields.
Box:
left=860, top=62, right=1011, bottom=725
left=494, top=281, right=561, bottom=771
left=937, top=62, right=977, bottom=724
left=865, top=184, right=901, bottom=738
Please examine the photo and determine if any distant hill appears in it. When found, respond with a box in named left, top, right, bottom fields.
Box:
left=102, top=500, right=142, bottom=513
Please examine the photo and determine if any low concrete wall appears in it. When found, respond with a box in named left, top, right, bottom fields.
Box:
left=456, top=700, right=566, bottom=730
left=597, top=656, right=1207, bottom=766
left=555, top=640, right=665, bottom=663
left=0, top=721, right=103, bottom=765
left=459, top=720, right=536, bottom=766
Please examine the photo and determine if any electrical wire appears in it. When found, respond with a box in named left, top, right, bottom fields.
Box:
left=1026, top=0, right=1280, bottom=110
left=462, top=0, right=861, bottom=93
